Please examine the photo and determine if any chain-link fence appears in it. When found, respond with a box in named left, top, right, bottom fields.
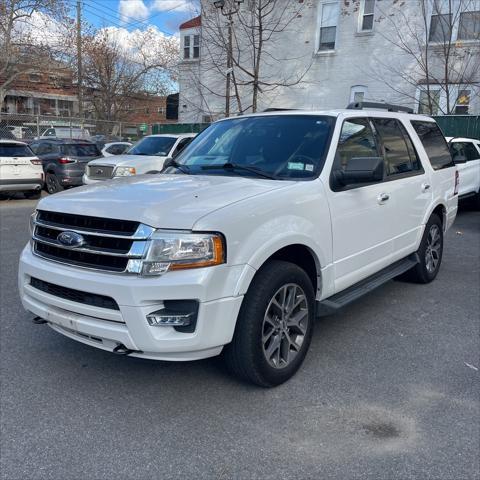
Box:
left=0, top=113, right=148, bottom=143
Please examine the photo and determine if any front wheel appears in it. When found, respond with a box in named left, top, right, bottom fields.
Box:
left=224, top=260, right=315, bottom=387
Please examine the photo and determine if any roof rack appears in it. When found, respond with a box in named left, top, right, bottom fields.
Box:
left=262, top=108, right=298, bottom=112
left=346, top=101, right=414, bottom=114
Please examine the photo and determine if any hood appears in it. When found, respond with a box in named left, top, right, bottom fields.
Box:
left=37, top=174, right=292, bottom=229
left=88, top=154, right=165, bottom=168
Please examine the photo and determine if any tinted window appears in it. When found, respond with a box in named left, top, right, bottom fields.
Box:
left=35, top=143, right=54, bottom=155
left=128, top=137, right=177, bottom=156
left=332, top=117, right=379, bottom=175
left=450, top=142, right=479, bottom=162
left=411, top=121, right=454, bottom=170
left=373, top=118, right=422, bottom=175
left=61, top=144, right=100, bottom=157
left=106, top=144, right=129, bottom=155
left=172, top=137, right=192, bottom=157
left=0, top=144, right=34, bottom=157
left=174, top=115, right=335, bottom=179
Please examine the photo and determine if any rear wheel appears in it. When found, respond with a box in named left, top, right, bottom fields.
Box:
left=45, top=173, right=63, bottom=194
left=224, top=260, right=315, bottom=387
left=403, top=213, right=443, bottom=283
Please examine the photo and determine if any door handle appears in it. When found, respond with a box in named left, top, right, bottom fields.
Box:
left=422, top=183, right=431, bottom=192
left=377, top=193, right=390, bottom=204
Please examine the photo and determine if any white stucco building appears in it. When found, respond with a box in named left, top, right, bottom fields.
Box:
left=178, top=0, right=480, bottom=123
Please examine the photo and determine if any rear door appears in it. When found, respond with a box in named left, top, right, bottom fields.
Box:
left=450, top=140, right=480, bottom=196
left=326, top=117, right=394, bottom=292
left=371, top=118, right=432, bottom=260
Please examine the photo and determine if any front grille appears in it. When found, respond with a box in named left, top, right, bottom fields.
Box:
left=86, top=164, right=115, bottom=180
left=30, top=277, right=120, bottom=310
left=33, top=210, right=153, bottom=273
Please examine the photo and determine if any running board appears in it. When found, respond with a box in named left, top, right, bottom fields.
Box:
left=317, top=254, right=419, bottom=316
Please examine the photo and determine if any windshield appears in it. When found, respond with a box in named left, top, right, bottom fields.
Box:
left=60, top=144, right=100, bottom=157
left=173, top=115, right=335, bottom=179
left=0, top=144, right=34, bottom=157
left=127, top=136, right=176, bottom=156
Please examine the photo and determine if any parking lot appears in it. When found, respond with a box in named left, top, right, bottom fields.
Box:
left=0, top=195, right=479, bottom=480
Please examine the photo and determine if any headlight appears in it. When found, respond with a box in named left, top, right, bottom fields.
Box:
left=114, top=166, right=136, bottom=177
left=29, top=210, right=37, bottom=235
left=131, top=231, right=225, bottom=276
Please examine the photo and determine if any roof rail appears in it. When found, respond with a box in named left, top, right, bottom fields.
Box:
left=263, top=108, right=298, bottom=112
left=346, top=101, right=414, bottom=114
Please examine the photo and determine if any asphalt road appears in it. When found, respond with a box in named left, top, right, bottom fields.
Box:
left=1, top=194, right=479, bottom=480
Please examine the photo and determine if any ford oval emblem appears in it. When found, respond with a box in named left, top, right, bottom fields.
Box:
left=57, top=231, right=85, bottom=248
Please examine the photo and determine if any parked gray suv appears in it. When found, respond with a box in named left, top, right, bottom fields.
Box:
left=30, top=139, right=101, bottom=194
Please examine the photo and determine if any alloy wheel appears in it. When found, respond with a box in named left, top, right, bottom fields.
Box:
left=261, top=283, right=309, bottom=369
left=425, top=224, right=441, bottom=274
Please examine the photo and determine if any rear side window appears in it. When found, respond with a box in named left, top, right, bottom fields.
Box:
left=0, top=144, right=34, bottom=157
left=372, top=118, right=422, bottom=176
left=450, top=142, right=480, bottom=162
left=61, top=144, right=100, bottom=157
left=333, top=118, right=379, bottom=173
left=411, top=121, right=454, bottom=170
left=106, top=144, right=128, bottom=155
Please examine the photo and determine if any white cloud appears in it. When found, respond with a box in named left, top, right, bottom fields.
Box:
left=118, top=0, right=149, bottom=23
left=152, top=0, right=193, bottom=13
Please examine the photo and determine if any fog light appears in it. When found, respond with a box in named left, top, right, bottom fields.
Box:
left=146, top=311, right=194, bottom=327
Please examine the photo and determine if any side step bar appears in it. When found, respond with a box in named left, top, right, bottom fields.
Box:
left=317, top=254, right=419, bottom=316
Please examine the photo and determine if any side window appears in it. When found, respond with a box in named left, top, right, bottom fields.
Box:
left=462, top=142, right=480, bottom=161
left=372, top=118, right=422, bottom=176
left=106, top=144, right=125, bottom=155
left=411, top=121, right=454, bottom=170
left=173, top=138, right=192, bottom=157
left=331, top=117, right=380, bottom=183
left=36, top=143, right=53, bottom=155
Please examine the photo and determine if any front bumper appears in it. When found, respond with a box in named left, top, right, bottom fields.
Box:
left=82, top=174, right=105, bottom=185
left=19, top=245, right=251, bottom=360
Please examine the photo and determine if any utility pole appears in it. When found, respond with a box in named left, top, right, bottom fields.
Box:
left=225, top=14, right=233, bottom=117
left=76, top=0, right=83, bottom=118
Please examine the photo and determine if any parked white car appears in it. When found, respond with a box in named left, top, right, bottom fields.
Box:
left=101, top=142, right=132, bottom=157
left=40, top=127, right=90, bottom=140
left=446, top=136, right=480, bottom=206
left=0, top=140, right=43, bottom=199
left=83, top=134, right=196, bottom=184
left=19, top=105, right=458, bottom=386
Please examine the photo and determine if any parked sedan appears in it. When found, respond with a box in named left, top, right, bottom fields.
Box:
left=447, top=136, right=480, bottom=206
left=101, top=141, right=132, bottom=157
left=0, top=140, right=43, bottom=199
left=30, top=138, right=101, bottom=194
left=83, top=134, right=195, bottom=184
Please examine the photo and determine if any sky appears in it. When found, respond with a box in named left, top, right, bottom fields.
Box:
left=73, top=0, right=199, bottom=37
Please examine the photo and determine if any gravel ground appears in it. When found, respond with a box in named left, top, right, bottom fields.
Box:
left=1, top=194, right=479, bottom=480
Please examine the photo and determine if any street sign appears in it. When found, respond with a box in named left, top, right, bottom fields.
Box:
left=139, top=123, right=148, bottom=132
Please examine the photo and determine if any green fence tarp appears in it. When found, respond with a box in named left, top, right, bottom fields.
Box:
left=433, top=115, right=480, bottom=140
left=151, top=123, right=210, bottom=135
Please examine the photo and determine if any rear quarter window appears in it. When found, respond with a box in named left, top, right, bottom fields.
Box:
left=410, top=121, right=454, bottom=170
left=61, top=144, right=100, bottom=157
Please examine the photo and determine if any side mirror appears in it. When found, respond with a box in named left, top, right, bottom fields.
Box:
left=336, top=157, right=384, bottom=186
left=453, top=154, right=467, bottom=164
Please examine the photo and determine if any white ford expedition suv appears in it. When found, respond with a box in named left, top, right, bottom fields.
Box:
left=19, top=104, right=458, bottom=387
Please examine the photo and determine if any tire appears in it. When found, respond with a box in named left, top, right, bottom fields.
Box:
left=24, top=190, right=41, bottom=200
left=403, top=213, right=443, bottom=284
left=145, top=170, right=160, bottom=174
left=223, top=260, right=315, bottom=387
left=45, top=173, right=63, bottom=194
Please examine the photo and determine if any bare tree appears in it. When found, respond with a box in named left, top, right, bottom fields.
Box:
left=194, top=0, right=311, bottom=116
left=367, top=0, right=480, bottom=114
left=82, top=28, right=179, bottom=122
left=0, top=0, right=71, bottom=106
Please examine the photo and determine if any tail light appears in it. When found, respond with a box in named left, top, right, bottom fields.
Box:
left=30, top=158, right=42, bottom=165
left=454, top=170, right=459, bottom=195
left=59, top=157, right=76, bottom=164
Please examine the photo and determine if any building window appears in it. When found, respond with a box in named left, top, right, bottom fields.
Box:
left=454, top=89, right=470, bottom=114
left=193, top=34, right=200, bottom=58
left=29, top=73, right=41, bottom=82
left=183, top=34, right=200, bottom=60
left=318, top=2, right=338, bottom=51
left=157, top=107, right=165, bottom=114
left=350, top=85, right=368, bottom=103
left=418, top=89, right=440, bottom=115
left=183, top=35, right=191, bottom=59
left=360, top=0, right=375, bottom=31
left=458, top=11, right=480, bottom=40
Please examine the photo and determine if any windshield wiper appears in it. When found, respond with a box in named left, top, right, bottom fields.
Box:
left=162, top=157, right=191, bottom=174
left=201, top=162, right=278, bottom=180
